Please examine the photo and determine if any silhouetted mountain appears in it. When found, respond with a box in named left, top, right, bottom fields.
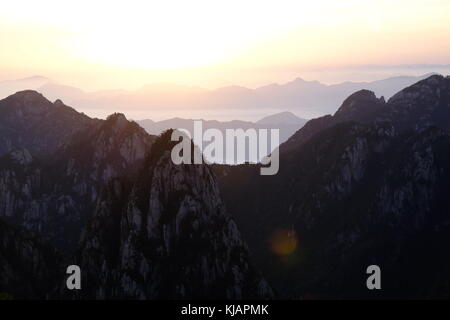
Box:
left=3, top=75, right=450, bottom=299
left=0, top=91, right=95, bottom=157
left=214, top=74, right=450, bottom=299
left=0, top=92, right=155, bottom=253
left=256, top=111, right=305, bottom=126
left=0, top=91, right=271, bottom=299
left=68, top=131, right=273, bottom=299
left=279, top=90, right=386, bottom=154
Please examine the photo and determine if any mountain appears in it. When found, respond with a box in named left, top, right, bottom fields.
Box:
left=0, top=74, right=435, bottom=120
left=77, top=73, right=437, bottom=119
left=68, top=131, right=273, bottom=299
left=256, top=111, right=305, bottom=126
left=278, top=90, right=386, bottom=154
left=0, top=91, right=96, bottom=157
left=0, top=92, right=155, bottom=252
left=213, top=74, right=450, bottom=298
left=138, top=112, right=308, bottom=163
left=3, top=75, right=450, bottom=299
left=0, top=91, right=272, bottom=299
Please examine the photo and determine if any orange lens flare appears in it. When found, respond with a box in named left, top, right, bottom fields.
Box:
left=269, top=229, right=298, bottom=256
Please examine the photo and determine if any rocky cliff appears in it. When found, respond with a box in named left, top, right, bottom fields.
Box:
left=72, top=131, right=273, bottom=299
left=0, top=92, right=155, bottom=253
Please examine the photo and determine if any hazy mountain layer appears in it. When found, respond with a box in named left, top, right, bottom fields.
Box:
left=138, top=112, right=307, bottom=163
left=0, top=74, right=435, bottom=119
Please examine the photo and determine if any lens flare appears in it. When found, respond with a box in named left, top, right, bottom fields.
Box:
left=269, top=229, right=298, bottom=256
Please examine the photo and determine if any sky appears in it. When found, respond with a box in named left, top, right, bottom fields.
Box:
left=1, top=0, right=450, bottom=90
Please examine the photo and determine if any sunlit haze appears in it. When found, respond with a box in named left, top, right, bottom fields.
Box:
left=1, top=0, right=450, bottom=90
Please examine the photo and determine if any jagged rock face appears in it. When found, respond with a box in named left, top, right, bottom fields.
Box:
left=56, top=112, right=155, bottom=183
left=75, top=132, right=273, bottom=299
left=0, top=151, right=93, bottom=253
left=215, top=74, right=450, bottom=298
left=0, top=92, right=155, bottom=253
left=0, top=218, right=63, bottom=299
left=0, top=91, right=270, bottom=300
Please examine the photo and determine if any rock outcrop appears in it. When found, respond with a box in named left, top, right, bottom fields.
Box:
left=74, top=132, right=273, bottom=299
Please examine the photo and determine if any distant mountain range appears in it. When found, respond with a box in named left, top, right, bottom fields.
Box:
left=0, top=73, right=437, bottom=119
left=137, top=111, right=308, bottom=163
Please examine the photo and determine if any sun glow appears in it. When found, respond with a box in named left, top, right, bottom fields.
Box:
left=1, top=0, right=450, bottom=89
left=2, top=0, right=311, bottom=70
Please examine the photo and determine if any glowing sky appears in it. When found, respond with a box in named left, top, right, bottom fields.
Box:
left=1, top=0, right=450, bottom=89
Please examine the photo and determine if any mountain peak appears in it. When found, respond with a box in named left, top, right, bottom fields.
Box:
left=285, top=77, right=323, bottom=87
left=292, top=77, right=307, bottom=83
left=257, top=111, right=305, bottom=125
left=3, top=90, right=52, bottom=109
left=106, top=112, right=127, bottom=122
left=104, top=113, right=131, bottom=132
left=334, top=89, right=386, bottom=121
left=401, top=74, right=445, bottom=90
left=338, top=89, right=378, bottom=107
left=423, top=73, right=445, bottom=83
left=53, top=99, right=65, bottom=107
left=9, top=90, right=48, bottom=101
left=388, top=74, right=449, bottom=105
